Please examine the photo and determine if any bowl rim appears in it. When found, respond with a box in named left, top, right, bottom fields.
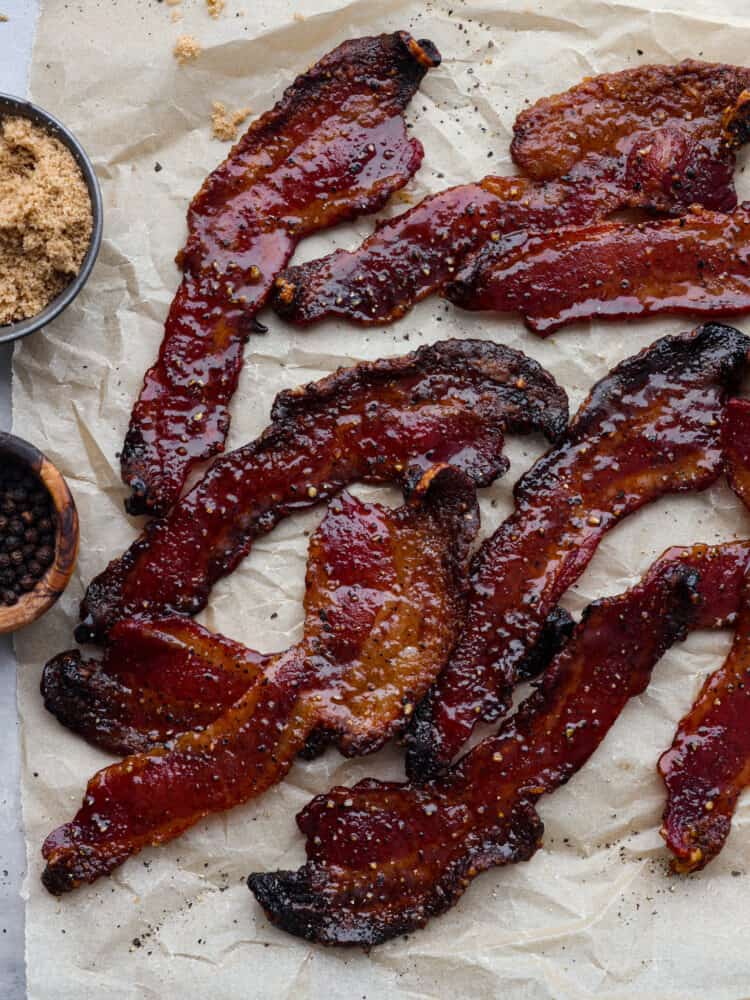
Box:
left=0, top=431, right=80, bottom=634
left=0, top=92, right=103, bottom=345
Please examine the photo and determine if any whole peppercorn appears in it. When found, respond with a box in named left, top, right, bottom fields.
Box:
left=0, top=459, right=57, bottom=607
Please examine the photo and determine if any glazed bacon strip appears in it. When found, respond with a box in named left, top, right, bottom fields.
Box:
left=41, top=466, right=479, bottom=892
left=446, top=204, right=750, bottom=335
left=248, top=540, right=750, bottom=946
left=271, top=65, right=750, bottom=329
left=121, top=31, right=441, bottom=516
left=724, top=397, right=750, bottom=509
left=42, top=619, right=273, bottom=755
left=79, top=340, right=567, bottom=644
left=405, top=324, right=750, bottom=780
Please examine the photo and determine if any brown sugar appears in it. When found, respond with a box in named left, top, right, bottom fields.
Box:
left=206, top=0, right=225, bottom=17
left=173, top=34, right=201, bottom=64
left=211, top=102, right=252, bottom=142
left=0, top=116, right=92, bottom=326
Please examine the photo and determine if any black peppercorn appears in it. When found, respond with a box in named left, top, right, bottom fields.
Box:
left=0, top=458, right=57, bottom=607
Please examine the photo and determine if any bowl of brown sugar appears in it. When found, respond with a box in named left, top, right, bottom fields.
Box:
left=0, top=94, right=103, bottom=344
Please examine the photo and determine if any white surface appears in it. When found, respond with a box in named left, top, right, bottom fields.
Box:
left=1, top=1, right=41, bottom=997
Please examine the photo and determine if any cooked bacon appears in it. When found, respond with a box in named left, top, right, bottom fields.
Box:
left=248, top=539, right=750, bottom=946
left=404, top=325, right=750, bottom=780
left=248, top=549, right=704, bottom=946
left=120, top=31, right=441, bottom=517
left=41, top=466, right=479, bottom=893
left=78, top=340, right=567, bottom=644
left=272, top=169, right=622, bottom=327
left=660, top=579, right=750, bottom=873
left=42, top=619, right=273, bottom=756
left=724, top=397, right=750, bottom=509
left=446, top=204, right=750, bottom=334
left=271, top=71, right=750, bottom=329
left=511, top=61, right=750, bottom=208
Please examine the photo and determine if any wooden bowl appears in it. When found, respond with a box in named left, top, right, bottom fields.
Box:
left=0, top=432, right=79, bottom=634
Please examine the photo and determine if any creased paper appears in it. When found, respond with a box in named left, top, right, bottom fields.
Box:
left=15, top=1, right=750, bottom=997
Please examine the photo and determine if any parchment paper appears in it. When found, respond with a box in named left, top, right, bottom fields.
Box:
left=15, top=1, right=750, bottom=996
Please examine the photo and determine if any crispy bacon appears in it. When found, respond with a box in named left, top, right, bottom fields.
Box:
left=271, top=69, right=750, bottom=329
left=446, top=204, right=750, bottom=334
left=511, top=61, right=750, bottom=206
left=120, top=31, right=441, bottom=517
left=78, top=340, right=567, bottom=644
left=42, top=619, right=273, bottom=756
left=724, top=397, right=750, bottom=509
left=405, top=324, right=750, bottom=780
left=248, top=539, right=750, bottom=946
left=41, top=466, right=479, bottom=893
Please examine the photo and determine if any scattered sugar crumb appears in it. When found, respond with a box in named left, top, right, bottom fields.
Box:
left=206, top=0, right=225, bottom=17
left=170, top=9, right=183, bottom=22
left=211, top=102, right=252, bottom=142
left=0, top=14, right=8, bottom=22
left=293, top=11, right=305, bottom=21
left=166, top=0, right=181, bottom=6
left=174, top=34, right=201, bottom=65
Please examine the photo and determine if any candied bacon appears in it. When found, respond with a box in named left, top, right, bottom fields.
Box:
left=41, top=465, right=479, bottom=892
left=271, top=72, right=750, bottom=330
left=724, top=397, right=750, bottom=510
left=660, top=575, right=750, bottom=873
left=248, top=539, right=750, bottom=946
left=404, top=324, right=750, bottom=780
left=511, top=61, right=750, bottom=208
left=78, top=340, right=567, bottom=644
left=120, top=31, right=441, bottom=517
left=42, top=619, right=273, bottom=756
left=445, top=204, right=750, bottom=335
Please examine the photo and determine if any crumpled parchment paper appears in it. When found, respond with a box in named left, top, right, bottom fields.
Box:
left=14, top=1, right=750, bottom=997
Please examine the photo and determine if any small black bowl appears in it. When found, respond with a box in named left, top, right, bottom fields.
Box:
left=0, top=93, right=103, bottom=345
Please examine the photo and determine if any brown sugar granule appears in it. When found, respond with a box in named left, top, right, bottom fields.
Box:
left=210, top=102, right=252, bottom=142
left=0, top=116, right=92, bottom=325
left=206, top=0, right=225, bottom=17
left=173, top=34, right=201, bottom=64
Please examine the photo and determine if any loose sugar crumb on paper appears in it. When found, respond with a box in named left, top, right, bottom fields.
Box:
left=0, top=14, right=8, bottom=22
left=211, top=102, right=252, bottom=142
left=207, top=0, right=225, bottom=17
left=173, top=34, right=201, bottom=64
left=166, top=0, right=181, bottom=6
left=170, top=9, right=183, bottom=22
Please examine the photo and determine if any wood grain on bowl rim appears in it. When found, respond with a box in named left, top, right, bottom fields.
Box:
left=0, top=432, right=79, bottom=635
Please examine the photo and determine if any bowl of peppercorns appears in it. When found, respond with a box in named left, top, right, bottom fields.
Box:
left=0, top=432, right=79, bottom=634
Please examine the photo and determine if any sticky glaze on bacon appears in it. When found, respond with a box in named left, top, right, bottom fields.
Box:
left=248, top=553, right=703, bottom=946
left=79, top=340, right=567, bottom=644
left=511, top=61, right=750, bottom=209
left=120, top=31, right=441, bottom=517
left=42, top=619, right=273, bottom=756
left=405, top=324, right=750, bottom=781
left=446, top=204, right=750, bottom=335
left=41, top=466, right=479, bottom=892
left=248, top=539, right=750, bottom=945
left=724, top=397, right=750, bottom=509
left=45, top=606, right=574, bottom=758
left=271, top=72, right=750, bottom=329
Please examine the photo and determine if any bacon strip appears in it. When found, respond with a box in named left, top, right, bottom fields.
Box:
left=724, top=397, right=750, bottom=509
left=42, top=619, right=273, bottom=756
left=445, top=204, right=750, bottom=335
left=404, top=324, right=750, bottom=780
left=248, top=540, right=750, bottom=946
left=120, top=31, right=441, bottom=517
left=511, top=61, right=750, bottom=199
left=271, top=69, right=750, bottom=329
left=41, top=466, right=479, bottom=892
left=79, top=340, right=567, bottom=644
